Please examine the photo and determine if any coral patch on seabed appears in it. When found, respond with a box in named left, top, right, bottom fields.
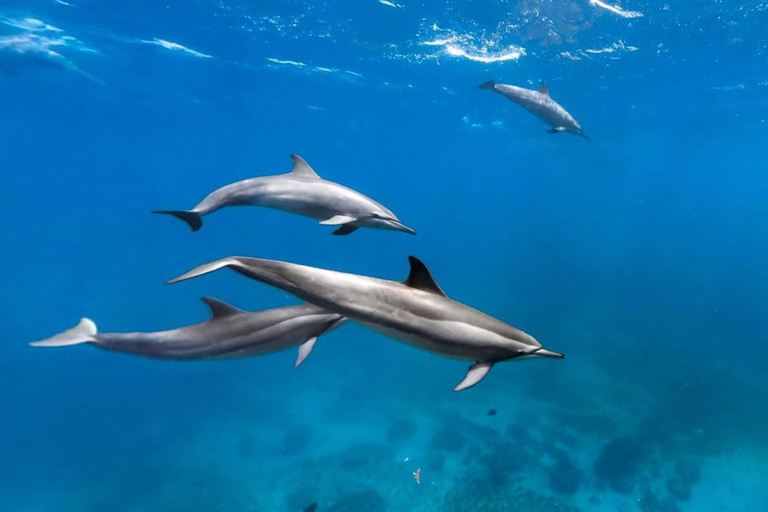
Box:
left=387, top=419, right=417, bottom=443
left=547, top=448, right=582, bottom=496
left=327, top=488, right=386, bottom=512
left=593, top=434, right=648, bottom=493
left=442, top=477, right=582, bottom=512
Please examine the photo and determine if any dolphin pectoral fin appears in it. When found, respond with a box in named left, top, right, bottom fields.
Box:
left=295, top=337, right=318, bottom=368
left=153, top=210, right=203, bottom=231
left=454, top=361, right=494, bottom=392
left=332, top=224, right=359, bottom=236
left=320, top=215, right=357, bottom=225
left=546, top=127, right=567, bottom=134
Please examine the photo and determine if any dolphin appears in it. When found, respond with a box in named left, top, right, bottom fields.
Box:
left=479, top=80, right=588, bottom=139
left=30, top=298, right=346, bottom=367
left=166, top=256, right=564, bottom=391
left=153, top=154, right=416, bottom=236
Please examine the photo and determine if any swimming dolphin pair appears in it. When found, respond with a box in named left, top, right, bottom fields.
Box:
left=31, top=298, right=346, bottom=367
left=154, top=154, right=416, bottom=236
left=479, top=80, right=588, bottom=139
left=167, top=255, right=564, bottom=391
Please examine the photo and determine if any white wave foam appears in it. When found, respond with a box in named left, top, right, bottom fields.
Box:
left=266, top=57, right=364, bottom=82
left=584, top=40, right=638, bottom=54
left=422, top=31, right=525, bottom=63
left=590, top=0, right=644, bottom=19
left=2, top=17, right=63, bottom=33
left=140, top=38, right=212, bottom=58
left=0, top=30, right=94, bottom=54
left=713, top=84, right=746, bottom=92
left=560, top=51, right=582, bottom=61
left=0, top=33, right=102, bottom=82
left=267, top=57, right=306, bottom=67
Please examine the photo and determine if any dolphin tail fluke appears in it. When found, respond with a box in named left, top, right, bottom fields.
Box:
left=30, top=318, right=97, bottom=347
left=166, top=258, right=242, bottom=284
left=535, top=348, right=565, bottom=359
left=478, top=80, right=496, bottom=89
left=153, top=210, right=203, bottom=232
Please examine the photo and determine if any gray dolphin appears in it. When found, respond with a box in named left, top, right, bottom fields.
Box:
left=30, top=298, right=346, bottom=367
left=153, top=154, right=416, bottom=236
left=166, top=256, right=564, bottom=391
left=479, top=80, right=588, bottom=139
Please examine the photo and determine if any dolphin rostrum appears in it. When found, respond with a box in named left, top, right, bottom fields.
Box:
left=166, top=256, right=564, bottom=391
left=479, top=80, right=588, bottom=139
left=30, top=298, right=346, bottom=367
left=153, top=154, right=416, bottom=236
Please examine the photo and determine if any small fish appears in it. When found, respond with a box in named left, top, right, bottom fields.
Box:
left=413, top=468, right=421, bottom=484
left=488, top=409, right=497, bottom=416
left=303, top=503, right=318, bottom=512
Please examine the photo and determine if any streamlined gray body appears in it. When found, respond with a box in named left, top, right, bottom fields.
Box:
left=479, top=80, right=588, bottom=139
left=167, top=256, right=564, bottom=391
left=154, top=154, right=416, bottom=236
left=30, top=298, right=346, bottom=367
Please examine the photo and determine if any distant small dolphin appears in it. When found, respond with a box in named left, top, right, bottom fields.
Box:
left=154, top=154, right=416, bottom=236
left=479, top=80, right=588, bottom=139
left=30, top=298, right=346, bottom=367
left=166, top=256, right=564, bottom=391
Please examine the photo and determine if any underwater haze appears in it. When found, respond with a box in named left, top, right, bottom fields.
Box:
left=2, top=0, right=768, bottom=510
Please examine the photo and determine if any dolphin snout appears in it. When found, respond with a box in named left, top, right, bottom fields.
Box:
left=534, top=348, right=565, bottom=359
left=385, top=218, right=417, bottom=235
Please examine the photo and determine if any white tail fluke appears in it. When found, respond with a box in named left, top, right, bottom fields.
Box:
left=166, top=258, right=240, bottom=285
left=30, top=318, right=98, bottom=347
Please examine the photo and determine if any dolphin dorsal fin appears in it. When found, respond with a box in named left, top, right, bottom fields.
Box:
left=404, top=256, right=447, bottom=297
left=539, top=82, right=550, bottom=96
left=201, top=297, right=245, bottom=319
left=289, top=154, right=320, bottom=178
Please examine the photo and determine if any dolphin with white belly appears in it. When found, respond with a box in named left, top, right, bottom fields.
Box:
left=30, top=298, right=346, bottom=367
left=479, top=80, right=588, bottom=139
left=166, top=256, right=564, bottom=391
left=153, top=154, right=416, bottom=236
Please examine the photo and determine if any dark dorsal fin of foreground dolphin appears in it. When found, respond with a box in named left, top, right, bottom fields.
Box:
left=166, top=256, right=564, bottom=391
left=479, top=80, right=588, bottom=140
left=30, top=298, right=346, bottom=366
left=153, top=154, right=416, bottom=236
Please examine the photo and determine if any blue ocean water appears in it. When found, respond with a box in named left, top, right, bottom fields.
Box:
left=2, top=0, right=768, bottom=510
